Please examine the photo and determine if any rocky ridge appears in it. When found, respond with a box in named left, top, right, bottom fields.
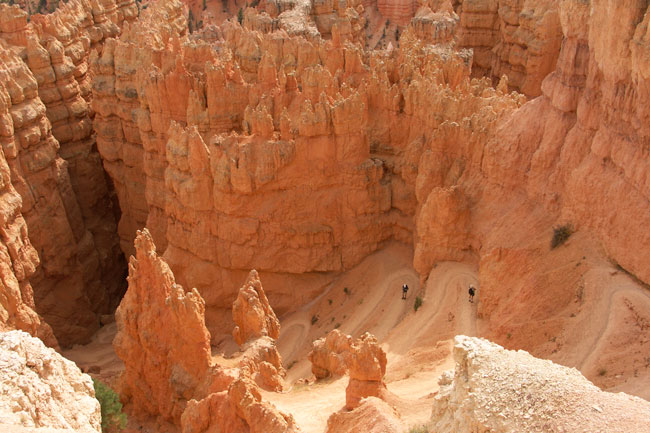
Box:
left=0, top=330, right=101, bottom=433
left=431, top=336, right=650, bottom=433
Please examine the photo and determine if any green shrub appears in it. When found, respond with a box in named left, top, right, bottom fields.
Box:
left=551, top=224, right=573, bottom=249
left=414, top=296, right=423, bottom=312
left=93, top=379, right=127, bottom=432
left=237, top=7, right=243, bottom=24
left=311, top=315, right=319, bottom=325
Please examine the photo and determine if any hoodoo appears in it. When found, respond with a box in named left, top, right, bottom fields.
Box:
left=0, top=0, right=649, bottom=432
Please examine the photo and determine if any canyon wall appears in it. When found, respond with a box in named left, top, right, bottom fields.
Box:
left=0, top=0, right=136, bottom=346
left=95, top=0, right=650, bottom=394
left=92, top=0, right=522, bottom=338
left=453, top=0, right=563, bottom=96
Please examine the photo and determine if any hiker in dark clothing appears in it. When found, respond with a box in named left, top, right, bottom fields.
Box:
left=468, top=285, right=476, bottom=303
left=402, top=283, right=409, bottom=300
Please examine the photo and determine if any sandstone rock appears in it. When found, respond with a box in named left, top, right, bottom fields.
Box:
left=0, top=330, right=100, bottom=433
left=455, top=0, right=562, bottom=97
left=238, top=335, right=286, bottom=392
left=431, top=336, right=650, bottom=433
left=233, top=269, right=281, bottom=346
left=308, top=329, right=353, bottom=379
left=325, top=397, right=402, bottom=433
left=345, top=332, right=388, bottom=410
left=0, top=0, right=136, bottom=346
left=180, top=377, right=300, bottom=433
left=113, top=228, right=215, bottom=423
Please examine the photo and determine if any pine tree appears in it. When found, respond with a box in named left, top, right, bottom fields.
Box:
left=237, top=7, right=243, bottom=24
left=202, top=0, right=206, bottom=10
left=188, top=8, right=194, bottom=33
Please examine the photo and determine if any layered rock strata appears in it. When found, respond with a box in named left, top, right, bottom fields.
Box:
left=0, top=330, right=101, bottom=433
left=92, top=0, right=523, bottom=337
left=454, top=0, right=562, bottom=96
left=0, top=0, right=136, bottom=346
left=0, top=43, right=56, bottom=347
left=431, top=336, right=650, bottom=433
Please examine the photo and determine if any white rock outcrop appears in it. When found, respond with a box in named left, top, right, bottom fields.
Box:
left=432, top=336, right=650, bottom=433
left=0, top=331, right=101, bottom=433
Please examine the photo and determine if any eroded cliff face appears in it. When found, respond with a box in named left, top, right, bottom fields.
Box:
left=0, top=43, right=56, bottom=347
left=0, top=0, right=135, bottom=346
left=92, top=0, right=523, bottom=341
left=454, top=0, right=562, bottom=97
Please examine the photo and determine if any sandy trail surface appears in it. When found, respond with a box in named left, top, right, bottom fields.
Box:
left=61, top=242, right=650, bottom=432
left=265, top=247, right=480, bottom=433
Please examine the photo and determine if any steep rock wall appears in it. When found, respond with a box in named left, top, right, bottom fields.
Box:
left=0, top=0, right=135, bottom=346
left=92, top=0, right=522, bottom=338
left=454, top=0, right=562, bottom=97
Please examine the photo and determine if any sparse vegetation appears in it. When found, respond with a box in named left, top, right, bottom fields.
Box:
left=551, top=224, right=573, bottom=249
left=93, top=379, right=127, bottom=432
left=408, top=425, right=429, bottom=433
left=311, top=315, right=319, bottom=325
left=188, top=9, right=195, bottom=33
left=414, top=296, right=423, bottom=312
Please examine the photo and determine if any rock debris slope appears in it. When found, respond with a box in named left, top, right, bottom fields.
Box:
left=0, top=330, right=101, bottom=433
left=432, top=336, right=650, bottom=433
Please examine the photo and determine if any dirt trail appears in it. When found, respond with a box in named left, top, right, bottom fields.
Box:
left=268, top=256, right=479, bottom=433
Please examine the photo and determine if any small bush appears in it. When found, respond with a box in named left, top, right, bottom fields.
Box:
left=311, top=315, right=319, bottom=325
left=93, top=379, right=127, bottom=432
left=551, top=224, right=573, bottom=249
left=343, top=287, right=350, bottom=295
left=328, top=299, right=333, bottom=305
left=334, top=323, right=341, bottom=329
left=414, top=296, right=423, bottom=312
left=598, top=368, right=607, bottom=376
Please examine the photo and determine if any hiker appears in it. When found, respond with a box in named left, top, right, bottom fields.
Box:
left=402, top=283, right=409, bottom=300
left=468, top=285, right=476, bottom=303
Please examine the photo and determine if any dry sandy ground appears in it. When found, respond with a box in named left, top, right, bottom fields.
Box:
left=63, top=242, right=650, bottom=432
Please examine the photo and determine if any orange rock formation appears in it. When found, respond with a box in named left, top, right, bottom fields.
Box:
left=308, top=329, right=353, bottom=379
left=0, top=0, right=136, bottom=346
left=345, top=332, right=389, bottom=409
left=114, top=228, right=221, bottom=422
left=233, top=269, right=281, bottom=345
left=115, top=228, right=296, bottom=430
